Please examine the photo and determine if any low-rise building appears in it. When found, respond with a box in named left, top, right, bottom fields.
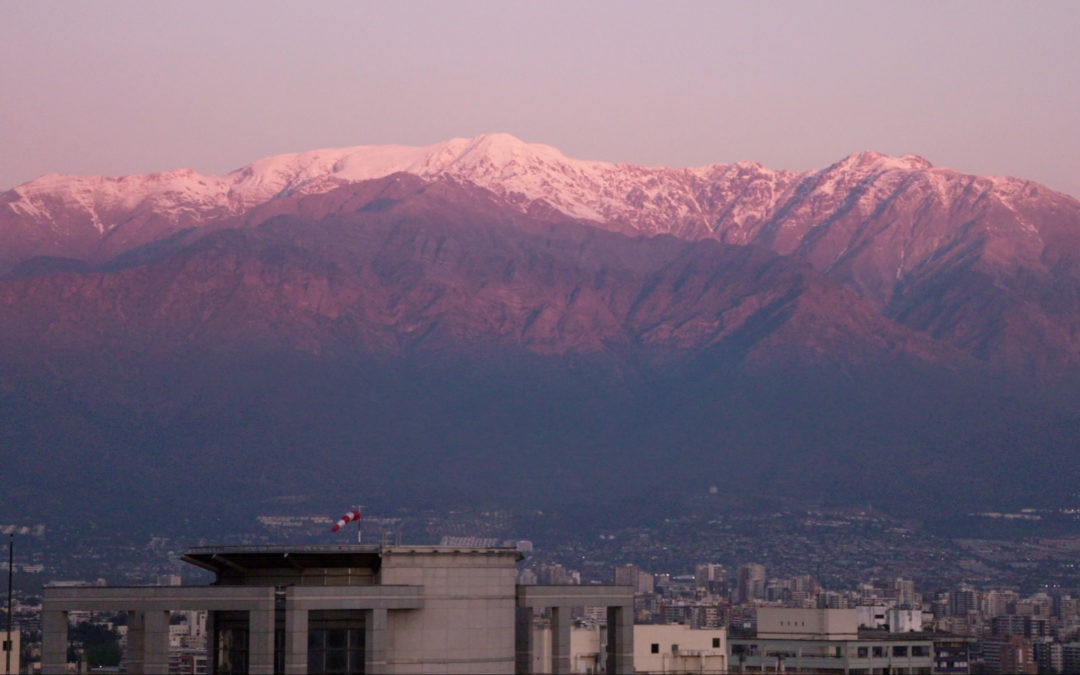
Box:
left=43, top=544, right=634, bottom=674
left=634, top=624, right=726, bottom=674
left=729, top=608, right=934, bottom=674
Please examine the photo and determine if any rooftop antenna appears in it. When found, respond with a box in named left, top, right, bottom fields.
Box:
left=330, top=507, right=363, bottom=544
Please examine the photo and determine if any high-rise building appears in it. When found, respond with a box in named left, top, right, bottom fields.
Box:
left=736, top=564, right=765, bottom=605
left=694, top=564, right=725, bottom=588
left=614, top=564, right=640, bottom=588
left=894, top=578, right=917, bottom=607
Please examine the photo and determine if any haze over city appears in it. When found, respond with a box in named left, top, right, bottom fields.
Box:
left=3, top=1, right=1079, bottom=198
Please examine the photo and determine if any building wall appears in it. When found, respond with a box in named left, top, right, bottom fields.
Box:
left=378, top=548, right=519, bottom=674
left=531, top=625, right=603, bottom=674
left=757, top=607, right=858, bottom=640
left=889, top=607, right=924, bottom=633
left=634, top=624, right=726, bottom=674
left=1, top=630, right=19, bottom=675
left=730, top=635, right=934, bottom=674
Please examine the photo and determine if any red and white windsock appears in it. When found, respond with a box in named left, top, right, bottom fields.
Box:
left=331, top=509, right=361, bottom=533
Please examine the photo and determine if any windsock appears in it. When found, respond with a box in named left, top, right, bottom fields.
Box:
left=331, top=509, right=361, bottom=533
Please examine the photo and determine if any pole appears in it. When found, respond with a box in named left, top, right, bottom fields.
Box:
left=5, top=533, right=12, bottom=675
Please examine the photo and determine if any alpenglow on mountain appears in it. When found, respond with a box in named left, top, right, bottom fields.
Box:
left=2, top=134, right=1079, bottom=532
left=4, top=133, right=1080, bottom=374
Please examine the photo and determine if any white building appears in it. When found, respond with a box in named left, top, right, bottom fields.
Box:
left=858, top=603, right=924, bottom=633
left=730, top=608, right=934, bottom=674
left=530, top=623, right=727, bottom=674
left=634, top=624, right=727, bottom=674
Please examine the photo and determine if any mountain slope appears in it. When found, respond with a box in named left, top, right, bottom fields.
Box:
left=4, top=134, right=1079, bottom=379
left=0, top=176, right=954, bottom=368
left=2, top=176, right=1075, bottom=533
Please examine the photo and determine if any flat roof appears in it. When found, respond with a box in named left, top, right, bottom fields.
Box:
left=181, top=544, right=522, bottom=576
left=182, top=545, right=385, bottom=575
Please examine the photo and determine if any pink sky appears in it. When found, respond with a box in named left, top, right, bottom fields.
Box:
left=3, top=1, right=1078, bottom=197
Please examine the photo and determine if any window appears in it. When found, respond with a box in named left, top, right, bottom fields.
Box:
left=892, top=645, right=908, bottom=657
left=214, top=611, right=249, bottom=675
left=671, top=644, right=679, bottom=654
left=872, top=646, right=884, bottom=657
left=308, top=611, right=365, bottom=675
left=912, top=645, right=929, bottom=657
left=713, top=637, right=721, bottom=648
left=857, top=646, right=868, bottom=658
left=651, top=643, right=659, bottom=654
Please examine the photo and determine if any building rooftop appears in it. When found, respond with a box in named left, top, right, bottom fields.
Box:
left=181, top=544, right=524, bottom=578
left=182, top=544, right=385, bottom=576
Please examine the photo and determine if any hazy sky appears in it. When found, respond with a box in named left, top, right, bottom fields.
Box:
left=3, top=1, right=1079, bottom=197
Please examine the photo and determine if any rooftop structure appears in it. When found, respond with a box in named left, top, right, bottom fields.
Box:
left=730, top=608, right=934, bottom=674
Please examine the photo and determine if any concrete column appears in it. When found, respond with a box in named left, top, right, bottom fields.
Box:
left=606, top=604, right=633, bottom=675
left=283, top=605, right=308, bottom=675
left=365, top=608, right=387, bottom=674
left=206, top=612, right=216, bottom=674
left=550, top=606, right=571, bottom=675
left=125, top=610, right=146, bottom=674
left=41, top=608, right=68, bottom=675
left=142, top=610, right=171, bottom=674
left=514, top=607, right=533, bottom=675
left=248, top=607, right=275, bottom=675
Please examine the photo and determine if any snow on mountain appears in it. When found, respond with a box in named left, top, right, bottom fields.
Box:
left=3, top=133, right=1078, bottom=292
left=4, top=135, right=1080, bottom=381
left=2, top=133, right=801, bottom=246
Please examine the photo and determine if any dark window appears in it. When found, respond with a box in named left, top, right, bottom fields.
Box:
left=912, top=645, right=929, bottom=657
left=671, top=644, right=679, bottom=654
left=857, top=646, right=868, bottom=658
left=713, top=637, right=721, bottom=648
left=214, top=612, right=249, bottom=675
left=893, top=645, right=908, bottom=657
left=651, top=643, right=660, bottom=654
left=308, top=611, right=365, bottom=675
left=873, top=646, right=884, bottom=657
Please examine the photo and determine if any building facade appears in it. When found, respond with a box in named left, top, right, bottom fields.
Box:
left=729, top=608, right=935, bottom=674
left=42, top=544, right=633, bottom=675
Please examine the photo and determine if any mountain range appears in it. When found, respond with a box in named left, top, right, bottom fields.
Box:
left=2, top=134, right=1078, bottom=533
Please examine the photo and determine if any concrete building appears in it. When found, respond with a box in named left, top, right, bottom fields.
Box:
left=43, top=544, right=634, bottom=674
left=530, top=623, right=726, bottom=674
left=857, top=603, right=924, bottom=633
left=931, top=637, right=971, bottom=675
left=634, top=624, right=726, bottom=674
left=1063, top=642, right=1080, bottom=674
left=1, top=629, right=19, bottom=675
left=736, top=564, right=765, bottom=605
left=729, top=608, right=934, bottom=674
left=529, top=624, right=605, bottom=674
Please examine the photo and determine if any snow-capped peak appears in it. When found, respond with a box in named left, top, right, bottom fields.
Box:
left=7, top=135, right=1067, bottom=265
left=835, top=150, right=934, bottom=173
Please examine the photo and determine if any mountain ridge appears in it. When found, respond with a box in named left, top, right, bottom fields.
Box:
left=8, top=134, right=1074, bottom=265
left=2, top=153, right=1079, bottom=532
left=5, top=136, right=1078, bottom=380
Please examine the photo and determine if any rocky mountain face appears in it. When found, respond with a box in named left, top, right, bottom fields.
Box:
left=4, top=133, right=1079, bottom=377
left=1, top=136, right=1078, bottom=532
